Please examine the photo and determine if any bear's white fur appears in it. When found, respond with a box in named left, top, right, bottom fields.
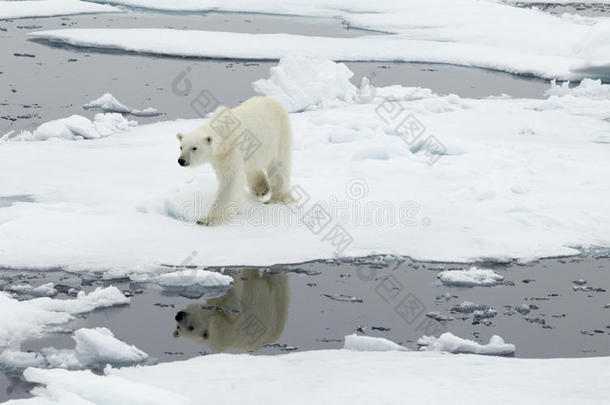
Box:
left=173, top=269, right=289, bottom=353
left=177, top=96, right=293, bottom=226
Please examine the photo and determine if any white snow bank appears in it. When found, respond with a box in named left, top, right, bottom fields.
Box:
left=15, top=348, right=610, bottom=404
left=1, top=58, right=610, bottom=273
left=438, top=267, right=505, bottom=287
left=418, top=332, right=516, bottom=356
left=28, top=0, right=610, bottom=80
left=253, top=54, right=356, bottom=112
left=0, top=350, right=45, bottom=369
left=0, top=287, right=128, bottom=348
left=343, top=334, right=406, bottom=351
left=546, top=78, right=610, bottom=100
left=0, top=0, right=120, bottom=20
left=42, top=327, right=148, bottom=369
left=0, top=113, right=137, bottom=141
left=154, top=269, right=233, bottom=287
left=83, top=93, right=161, bottom=117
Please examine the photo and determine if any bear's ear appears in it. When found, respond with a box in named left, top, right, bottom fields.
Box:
left=176, top=133, right=183, bottom=141
left=173, top=329, right=180, bottom=338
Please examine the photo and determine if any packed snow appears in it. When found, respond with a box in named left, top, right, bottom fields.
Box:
left=1, top=56, right=609, bottom=274
left=343, top=334, right=406, bottom=352
left=0, top=113, right=137, bottom=141
left=10, top=346, right=610, bottom=405
left=418, top=332, right=516, bottom=356
left=28, top=0, right=610, bottom=80
left=252, top=54, right=357, bottom=113
left=0, top=0, right=121, bottom=20
left=83, top=93, right=162, bottom=117
left=437, top=267, right=505, bottom=287
left=0, top=287, right=128, bottom=348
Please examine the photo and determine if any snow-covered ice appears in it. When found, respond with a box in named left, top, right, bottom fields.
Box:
left=343, top=334, right=406, bottom=351
left=0, top=0, right=121, bottom=20
left=10, top=345, right=610, bottom=405
left=42, top=327, right=148, bottom=369
left=437, top=267, right=505, bottom=287
left=1, top=56, right=609, bottom=274
left=0, top=287, right=128, bottom=348
left=0, top=113, right=137, bottom=141
left=83, top=93, right=162, bottom=117
left=0, top=328, right=147, bottom=370
left=8, top=282, right=58, bottom=298
left=418, top=332, right=516, bottom=356
left=28, top=0, right=610, bottom=80
left=154, top=269, right=233, bottom=288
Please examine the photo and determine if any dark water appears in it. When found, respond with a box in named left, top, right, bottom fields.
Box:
left=515, top=2, right=610, bottom=16
left=1, top=253, right=609, bottom=403
left=0, top=11, right=552, bottom=135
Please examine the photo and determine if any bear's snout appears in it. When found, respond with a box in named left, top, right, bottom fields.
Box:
left=175, top=311, right=187, bottom=321
left=178, top=158, right=187, bottom=167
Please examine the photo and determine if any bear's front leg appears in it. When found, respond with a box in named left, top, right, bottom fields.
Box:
left=203, top=152, right=245, bottom=226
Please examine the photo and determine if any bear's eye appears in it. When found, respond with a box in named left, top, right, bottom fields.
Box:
left=203, top=330, right=208, bottom=339
left=205, top=137, right=211, bottom=144
left=180, top=146, right=183, bottom=150
left=192, top=147, right=197, bottom=151
left=188, top=326, right=194, bottom=331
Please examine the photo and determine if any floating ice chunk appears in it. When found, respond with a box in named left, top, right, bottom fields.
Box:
left=451, top=301, right=490, bottom=313
left=253, top=54, right=357, bottom=112
left=438, top=267, right=504, bottom=287
left=0, top=350, right=45, bottom=369
left=323, top=294, right=363, bottom=303
left=8, top=282, right=57, bottom=298
left=418, top=332, right=515, bottom=356
left=0, top=287, right=127, bottom=348
left=343, top=334, right=407, bottom=352
left=155, top=270, right=233, bottom=288
left=32, top=286, right=129, bottom=314
left=43, top=327, right=148, bottom=369
left=84, top=93, right=162, bottom=116
left=83, top=93, right=130, bottom=113
left=1, top=114, right=137, bottom=141
left=546, top=79, right=610, bottom=100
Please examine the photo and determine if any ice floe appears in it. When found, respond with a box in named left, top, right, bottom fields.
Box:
left=343, top=334, right=406, bottom=351
left=154, top=269, right=233, bottom=287
left=0, top=56, right=609, bottom=274
left=83, top=93, right=162, bottom=117
left=0, top=0, right=120, bottom=20
left=42, top=327, right=148, bottom=369
left=28, top=0, right=610, bottom=79
left=0, top=287, right=128, bottom=348
left=418, top=332, right=516, bottom=356
left=437, top=267, right=505, bottom=287
left=13, top=343, right=610, bottom=404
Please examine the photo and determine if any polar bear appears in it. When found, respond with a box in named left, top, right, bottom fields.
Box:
left=176, top=96, right=293, bottom=226
left=173, top=269, right=289, bottom=353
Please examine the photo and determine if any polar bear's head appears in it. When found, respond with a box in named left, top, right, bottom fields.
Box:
left=176, top=107, right=232, bottom=167
left=172, top=303, right=237, bottom=353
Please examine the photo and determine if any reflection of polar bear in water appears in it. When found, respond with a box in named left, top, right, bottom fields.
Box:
left=173, top=269, right=289, bottom=353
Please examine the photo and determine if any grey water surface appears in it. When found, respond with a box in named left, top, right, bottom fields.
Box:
left=1, top=253, right=609, bottom=401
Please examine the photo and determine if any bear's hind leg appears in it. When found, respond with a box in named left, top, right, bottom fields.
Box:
left=248, top=170, right=270, bottom=198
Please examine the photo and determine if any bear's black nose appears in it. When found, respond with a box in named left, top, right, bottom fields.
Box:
left=175, top=311, right=187, bottom=321
left=178, top=158, right=186, bottom=166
